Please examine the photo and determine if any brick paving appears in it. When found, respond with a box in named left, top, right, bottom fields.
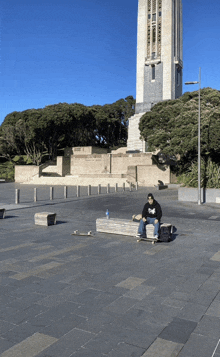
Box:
left=0, top=183, right=220, bottom=356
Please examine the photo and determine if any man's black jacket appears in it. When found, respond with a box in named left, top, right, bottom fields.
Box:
left=142, top=199, right=162, bottom=221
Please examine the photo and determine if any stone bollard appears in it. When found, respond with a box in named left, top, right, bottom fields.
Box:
left=64, top=186, right=67, bottom=199
left=115, top=183, right=118, bottom=192
left=88, top=185, right=91, bottom=196
left=129, top=182, right=132, bottom=192
left=98, top=184, right=101, bottom=195
left=123, top=183, right=125, bottom=191
left=107, top=184, right=110, bottom=194
left=15, top=189, right=20, bottom=204
left=77, top=185, right=80, bottom=197
left=135, top=182, right=138, bottom=190
left=34, top=188, right=37, bottom=202
left=50, top=187, right=54, bottom=200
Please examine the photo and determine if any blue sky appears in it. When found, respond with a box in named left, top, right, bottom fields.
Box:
left=0, top=0, right=220, bottom=124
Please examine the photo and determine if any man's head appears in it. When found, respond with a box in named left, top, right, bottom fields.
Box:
left=147, top=193, right=154, bottom=205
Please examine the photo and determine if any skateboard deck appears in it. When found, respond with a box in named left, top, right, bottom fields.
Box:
left=137, top=237, right=158, bottom=244
left=71, top=230, right=92, bottom=236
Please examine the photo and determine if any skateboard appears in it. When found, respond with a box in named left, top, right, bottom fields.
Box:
left=71, top=230, right=92, bottom=236
left=137, top=237, right=159, bottom=244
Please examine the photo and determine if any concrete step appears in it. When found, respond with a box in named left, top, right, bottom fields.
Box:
left=23, top=175, right=130, bottom=186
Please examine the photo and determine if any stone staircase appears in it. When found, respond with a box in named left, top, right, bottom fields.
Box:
left=127, top=113, right=147, bottom=152
left=24, top=173, right=130, bottom=187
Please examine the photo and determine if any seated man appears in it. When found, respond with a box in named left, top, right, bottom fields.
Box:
left=136, top=193, right=162, bottom=239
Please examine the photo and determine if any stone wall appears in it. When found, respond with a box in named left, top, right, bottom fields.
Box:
left=111, top=153, right=152, bottom=174
left=41, top=157, right=70, bottom=177
left=72, top=146, right=108, bottom=155
left=137, top=165, right=170, bottom=186
left=15, top=165, right=40, bottom=183
left=71, top=154, right=111, bottom=175
left=15, top=148, right=171, bottom=187
left=70, top=151, right=170, bottom=186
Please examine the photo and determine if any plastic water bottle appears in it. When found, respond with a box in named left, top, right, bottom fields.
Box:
left=106, top=209, right=110, bottom=219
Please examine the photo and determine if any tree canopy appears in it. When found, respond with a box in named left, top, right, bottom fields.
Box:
left=0, top=96, right=135, bottom=164
left=139, top=87, right=220, bottom=166
left=139, top=87, right=220, bottom=187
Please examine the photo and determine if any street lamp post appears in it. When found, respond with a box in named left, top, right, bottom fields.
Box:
left=185, top=67, right=201, bottom=205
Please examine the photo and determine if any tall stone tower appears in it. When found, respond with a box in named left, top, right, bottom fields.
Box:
left=127, top=0, right=183, bottom=152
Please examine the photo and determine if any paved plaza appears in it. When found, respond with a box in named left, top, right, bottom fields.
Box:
left=1, top=183, right=220, bottom=356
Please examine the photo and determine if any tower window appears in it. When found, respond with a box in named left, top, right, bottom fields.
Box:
left=159, top=11, right=162, bottom=17
left=152, top=13, right=156, bottom=21
left=148, top=14, right=151, bottom=19
left=152, top=27, right=156, bottom=43
left=177, top=67, right=181, bottom=86
left=152, top=65, right=155, bottom=80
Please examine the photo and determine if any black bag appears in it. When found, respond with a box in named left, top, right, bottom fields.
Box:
left=159, top=224, right=173, bottom=242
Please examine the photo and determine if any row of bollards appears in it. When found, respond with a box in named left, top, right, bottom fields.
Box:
left=15, top=182, right=138, bottom=204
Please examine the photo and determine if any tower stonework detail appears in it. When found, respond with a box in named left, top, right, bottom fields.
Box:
left=127, top=0, right=183, bottom=152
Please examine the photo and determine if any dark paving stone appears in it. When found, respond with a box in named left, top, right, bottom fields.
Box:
left=201, top=261, right=220, bottom=268
left=0, top=337, right=15, bottom=354
left=0, top=320, right=15, bottom=335
left=76, top=312, right=116, bottom=334
left=159, top=317, right=197, bottom=344
left=194, top=315, right=220, bottom=340
left=178, top=333, right=219, bottom=357
left=103, top=296, right=138, bottom=315
left=107, top=342, right=145, bottom=357
left=1, top=322, right=39, bottom=344
left=36, top=328, right=96, bottom=357
left=41, top=314, right=86, bottom=338
left=177, top=302, right=208, bottom=322
left=189, top=290, right=219, bottom=306
left=112, top=308, right=165, bottom=335
left=197, top=267, right=215, bottom=275
left=3, top=304, right=49, bottom=325
left=216, top=343, right=220, bottom=354
left=70, top=348, right=104, bottom=357
left=105, top=324, right=157, bottom=350
left=80, top=331, right=121, bottom=355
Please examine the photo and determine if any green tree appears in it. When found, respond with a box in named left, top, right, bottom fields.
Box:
left=0, top=95, right=135, bottom=164
left=139, top=88, right=220, bottom=179
left=92, top=96, right=135, bottom=148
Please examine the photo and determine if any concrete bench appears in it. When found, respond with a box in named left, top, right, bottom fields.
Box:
left=0, top=208, right=6, bottom=219
left=35, top=212, right=56, bottom=226
left=96, top=218, right=155, bottom=238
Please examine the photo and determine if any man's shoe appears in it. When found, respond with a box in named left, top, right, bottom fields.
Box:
left=136, top=233, right=142, bottom=238
left=154, top=235, right=159, bottom=240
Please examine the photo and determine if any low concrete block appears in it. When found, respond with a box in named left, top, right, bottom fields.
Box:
left=178, top=187, right=220, bottom=203
left=96, top=218, right=155, bottom=237
left=0, top=208, right=6, bottom=219
left=155, top=185, right=168, bottom=190
left=35, top=212, right=56, bottom=226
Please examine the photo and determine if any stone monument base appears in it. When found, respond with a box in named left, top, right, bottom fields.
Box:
left=15, top=146, right=171, bottom=187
